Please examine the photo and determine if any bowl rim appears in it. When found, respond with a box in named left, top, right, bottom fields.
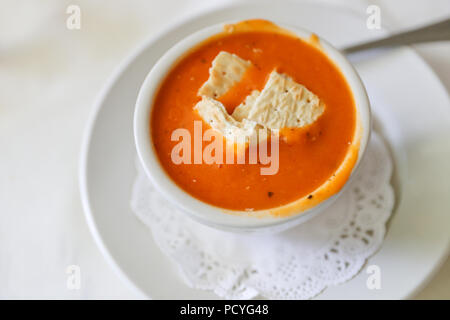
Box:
left=134, top=20, right=371, bottom=231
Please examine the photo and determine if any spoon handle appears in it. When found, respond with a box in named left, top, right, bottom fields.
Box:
left=343, top=18, right=450, bottom=54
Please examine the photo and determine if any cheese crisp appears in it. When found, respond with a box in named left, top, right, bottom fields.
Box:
left=198, top=51, right=252, bottom=98
left=196, top=53, right=325, bottom=143
left=231, top=90, right=260, bottom=121
left=194, top=96, right=258, bottom=144
left=236, top=71, right=325, bottom=130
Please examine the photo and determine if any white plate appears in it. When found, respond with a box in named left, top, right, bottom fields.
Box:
left=79, top=1, right=450, bottom=299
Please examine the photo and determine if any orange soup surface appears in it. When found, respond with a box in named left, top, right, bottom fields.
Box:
left=151, top=22, right=357, bottom=212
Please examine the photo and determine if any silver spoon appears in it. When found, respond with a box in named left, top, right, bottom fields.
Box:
left=343, top=18, right=450, bottom=54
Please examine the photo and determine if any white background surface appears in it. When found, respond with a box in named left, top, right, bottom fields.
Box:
left=0, top=0, right=449, bottom=299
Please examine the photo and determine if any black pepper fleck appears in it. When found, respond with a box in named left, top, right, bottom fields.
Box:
left=268, top=191, right=274, bottom=197
left=307, top=195, right=313, bottom=199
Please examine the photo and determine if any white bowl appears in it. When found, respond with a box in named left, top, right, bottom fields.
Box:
left=134, top=21, right=371, bottom=233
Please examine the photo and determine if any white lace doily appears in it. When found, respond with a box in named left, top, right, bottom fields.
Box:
left=131, top=132, right=394, bottom=299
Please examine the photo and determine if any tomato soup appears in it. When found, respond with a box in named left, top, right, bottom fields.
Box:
left=151, top=20, right=357, bottom=213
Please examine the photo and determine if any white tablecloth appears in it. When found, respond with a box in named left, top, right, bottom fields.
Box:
left=1, top=0, right=449, bottom=299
